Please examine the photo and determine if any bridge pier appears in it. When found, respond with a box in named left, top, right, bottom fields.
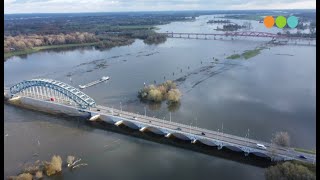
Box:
left=139, top=127, right=147, bottom=132
left=89, top=114, right=101, bottom=121
left=115, top=120, right=124, bottom=126
left=165, top=133, right=171, bottom=138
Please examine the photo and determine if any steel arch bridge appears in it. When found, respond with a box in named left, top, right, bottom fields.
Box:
left=10, top=79, right=96, bottom=109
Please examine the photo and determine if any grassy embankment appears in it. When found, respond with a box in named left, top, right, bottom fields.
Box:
left=4, top=42, right=99, bottom=59
left=294, top=148, right=316, bottom=155
left=226, top=47, right=265, bottom=60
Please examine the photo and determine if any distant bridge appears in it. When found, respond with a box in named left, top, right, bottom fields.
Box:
left=4, top=79, right=316, bottom=164
left=160, top=31, right=316, bottom=41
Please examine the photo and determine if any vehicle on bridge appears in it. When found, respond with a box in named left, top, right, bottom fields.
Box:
left=256, top=144, right=267, bottom=150
left=298, top=155, right=307, bottom=159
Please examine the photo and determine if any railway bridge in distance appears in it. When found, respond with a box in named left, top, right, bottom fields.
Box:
left=160, top=31, right=316, bottom=45
left=4, top=79, right=316, bottom=164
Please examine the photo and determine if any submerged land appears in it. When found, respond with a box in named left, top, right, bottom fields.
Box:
left=4, top=9, right=316, bottom=180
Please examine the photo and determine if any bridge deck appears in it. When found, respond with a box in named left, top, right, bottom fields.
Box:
left=5, top=91, right=316, bottom=164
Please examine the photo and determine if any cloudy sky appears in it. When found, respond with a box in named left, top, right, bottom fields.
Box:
left=4, top=0, right=316, bottom=14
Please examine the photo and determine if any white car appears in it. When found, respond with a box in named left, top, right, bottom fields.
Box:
left=256, top=144, right=267, bottom=150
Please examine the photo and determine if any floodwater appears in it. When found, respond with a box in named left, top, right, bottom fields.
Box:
left=4, top=15, right=316, bottom=179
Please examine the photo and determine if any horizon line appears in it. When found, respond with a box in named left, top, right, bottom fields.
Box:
left=4, top=8, right=316, bottom=15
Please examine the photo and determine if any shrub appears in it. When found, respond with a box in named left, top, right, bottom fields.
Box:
left=147, top=89, right=163, bottom=102
left=35, top=171, right=43, bottom=179
left=8, top=173, right=33, bottom=180
left=167, top=89, right=181, bottom=103
left=272, top=132, right=290, bottom=147
left=265, top=161, right=316, bottom=180
left=44, top=155, right=62, bottom=176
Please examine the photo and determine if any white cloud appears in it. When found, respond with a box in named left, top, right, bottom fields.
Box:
left=230, top=0, right=316, bottom=9
left=4, top=0, right=316, bottom=14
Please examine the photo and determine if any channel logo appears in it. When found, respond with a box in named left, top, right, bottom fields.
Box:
left=264, top=16, right=298, bottom=29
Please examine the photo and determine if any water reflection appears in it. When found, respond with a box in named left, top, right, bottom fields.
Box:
left=4, top=14, right=316, bottom=180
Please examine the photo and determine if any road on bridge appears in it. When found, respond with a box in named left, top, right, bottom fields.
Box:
left=93, top=105, right=315, bottom=164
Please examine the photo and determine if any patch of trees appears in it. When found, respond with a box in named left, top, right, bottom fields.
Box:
left=124, top=30, right=167, bottom=45
left=265, top=161, right=316, bottom=180
left=207, top=20, right=231, bottom=24
left=215, top=24, right=246, bottom=31
left=138, top=80, right=181, bottom=104
left=7, top=155, right=87, bottom=180
left=95, top=35, right=135, bottom=49
left=4, top=13, right=191, bottom=36
left=4, top=32, right=97, bottom=52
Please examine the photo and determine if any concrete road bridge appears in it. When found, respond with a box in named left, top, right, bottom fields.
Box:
left=161, top=31, right=316, bottom=40
left=4, top=79, right=316, bottom=164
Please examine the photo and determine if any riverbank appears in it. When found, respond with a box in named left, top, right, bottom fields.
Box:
left=294, top=148, right=316, bottom=155
left=4, top=30, right=169, bottom=60
left=4, top=42, right=99, bottom=60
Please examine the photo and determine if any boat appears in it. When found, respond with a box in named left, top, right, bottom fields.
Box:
left=101, top=76, right=110, bottom=81
left=79, top=76, right=110, bottom=89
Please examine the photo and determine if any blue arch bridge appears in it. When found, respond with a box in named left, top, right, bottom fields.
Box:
left=4, top=79, right=316, bottom=164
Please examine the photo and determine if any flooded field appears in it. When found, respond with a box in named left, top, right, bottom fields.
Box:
left=4, top=15, right=316, bottom=179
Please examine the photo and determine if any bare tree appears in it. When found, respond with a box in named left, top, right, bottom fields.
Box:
left=271, top=131, right=290, bottom=147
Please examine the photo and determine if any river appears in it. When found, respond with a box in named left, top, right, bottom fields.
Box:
left=4, top=15, right=316, bottom=179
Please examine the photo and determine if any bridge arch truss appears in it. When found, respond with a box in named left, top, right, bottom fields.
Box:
left=10, top=79, right=96, bottom=109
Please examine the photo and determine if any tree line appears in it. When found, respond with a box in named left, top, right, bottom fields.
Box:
left=4, top=32, right=97, bottom=52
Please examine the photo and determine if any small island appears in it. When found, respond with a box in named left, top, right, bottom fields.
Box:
left=207, top=19, right=231, bottom=24
left=138, top=80, right=181, bottom=104
left=226, top=47, right=265, bottom=60
left=215, top=24, right=246, bottom=31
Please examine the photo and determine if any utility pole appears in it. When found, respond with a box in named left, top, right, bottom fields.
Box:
left=120, top=102, right=122, bottom=111
left=144, top=106, right=146, bottom=116
left=112, top=106, right=114, bottom=116
left=313, top=156, right=315, bottom=165
left=170, top=112, right=172, bottom=123
left=222, top=122, right=224, bottom=134
left=195, top=117, right=197, bottom=129
left=163, top=117, right=165, bottom=127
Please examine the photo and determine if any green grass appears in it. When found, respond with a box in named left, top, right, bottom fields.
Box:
left=289, top=160, right=316, bottom=174
left=226, top=54, right=241, bottom=59
left=4, top=42, right=99, bottom=59
left=226, top=47, right=265, bottom=60
left=223, top=15, right=263, bottom=21
left=294, top=148, right=316, bottom=155
left=242, top=49, right=262, bottom=59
